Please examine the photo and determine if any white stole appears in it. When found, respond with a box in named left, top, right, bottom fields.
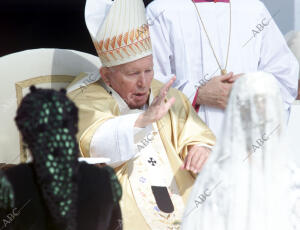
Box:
left=100, top=80, right=184, bottom=229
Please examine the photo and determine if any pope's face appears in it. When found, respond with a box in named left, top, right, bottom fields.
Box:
left=101, top=55, right=154, bottom=109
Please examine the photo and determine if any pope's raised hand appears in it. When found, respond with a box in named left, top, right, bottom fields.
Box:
left=135, top=76, right=176, bottom=128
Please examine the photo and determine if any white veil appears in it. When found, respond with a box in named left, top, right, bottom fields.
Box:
left=181, top=72, right=300, bottom=230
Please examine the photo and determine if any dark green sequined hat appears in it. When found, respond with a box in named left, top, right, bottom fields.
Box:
left=15, top=86, right=79, bottom=230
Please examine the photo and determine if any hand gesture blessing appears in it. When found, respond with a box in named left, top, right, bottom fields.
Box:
left=135, top=76, right=176, bottom=128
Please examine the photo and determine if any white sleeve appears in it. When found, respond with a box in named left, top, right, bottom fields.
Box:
left=258, top=3, right=299, bottom=111
left=90, top=113, right=153, bottom=168
left=196, top=144, right=213, bottom=150
left=146, top=5, right=198, bottom=103
left=90, top=113, right=139, bottom=168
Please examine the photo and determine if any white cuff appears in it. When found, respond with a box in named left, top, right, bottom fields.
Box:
left=90, top=113, right=142, bottom=168
left=196, top=144, right=213, bottom=150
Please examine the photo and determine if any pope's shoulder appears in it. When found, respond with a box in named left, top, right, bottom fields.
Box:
left=67, top=73, right=114, bottom=105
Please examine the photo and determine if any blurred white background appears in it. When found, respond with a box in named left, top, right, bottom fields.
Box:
left=262, top=0, right=300, bottom=34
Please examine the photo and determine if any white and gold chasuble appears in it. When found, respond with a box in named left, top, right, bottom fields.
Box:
left=122, top=108, right=185, bottom=228
left=67, top=73, right=216, bottom=230
left=130, top=123, right=185, bottom=229
left=98, top=78, right=185, bottom=229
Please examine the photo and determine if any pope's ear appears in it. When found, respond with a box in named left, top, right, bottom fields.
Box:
left=100, top=67, right=111, bottom=86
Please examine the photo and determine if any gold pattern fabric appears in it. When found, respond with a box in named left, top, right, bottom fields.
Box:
left=67, top=74, right=216, bottom=229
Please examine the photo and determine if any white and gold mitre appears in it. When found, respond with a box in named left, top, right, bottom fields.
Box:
left=85, top=0, right=152, bottom=67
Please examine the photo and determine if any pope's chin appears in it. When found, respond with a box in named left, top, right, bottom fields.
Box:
left=128, top=92, right=149, bottom=109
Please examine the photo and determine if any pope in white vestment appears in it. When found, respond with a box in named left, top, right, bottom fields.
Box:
left=146, top=0, right=299, bottom=138
left=67, top=0, right=216, bottom=229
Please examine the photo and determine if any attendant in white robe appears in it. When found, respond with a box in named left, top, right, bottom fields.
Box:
left=146, top=0, right=299, bottom=138
left=181, top=72, right=300, bottom=230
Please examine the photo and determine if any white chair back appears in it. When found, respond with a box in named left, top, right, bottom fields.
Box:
left=0, top=48, right=100, bottom=164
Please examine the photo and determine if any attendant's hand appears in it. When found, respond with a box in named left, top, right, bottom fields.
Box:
left=135, top=76, right=176, bottom=128
left=181, top=145, right=211, bottom=173
left=196, top=73, right=243, bottom=110
left=227, top=73, right=244, bottom=83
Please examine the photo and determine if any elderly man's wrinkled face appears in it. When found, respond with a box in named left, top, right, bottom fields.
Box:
left=101, top=55, right=154, bottom=109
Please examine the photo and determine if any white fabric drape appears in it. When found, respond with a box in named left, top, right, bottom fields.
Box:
left=181, top=72, right=300, bottom=230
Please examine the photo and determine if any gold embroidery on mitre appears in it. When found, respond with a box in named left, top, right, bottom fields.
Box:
left=99, top=40, right=104, bottom=51
left=95, top=25, right=151, bottom=66
left=115, top=49, right=124, bottom=59
left=123, top=32, right=129, bottom=45
left=109, top=50, right=117, bottom=61
left=117, top=34, right=123, bottom=47
left=134, top=43, right=143, bottom=53
left=129, top=30, right=135, bottom=43
left=87, top=0, right=152, bottom=67
left=104, top=38, right=110, bottom=51
left=111, top=36, right=116, bottom=50
left=124, top=46, right=134, bottom=56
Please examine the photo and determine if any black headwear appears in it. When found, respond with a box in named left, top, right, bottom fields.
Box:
left=0, top=170, right=14, bottom=210
left=15, top=86, right=79, bottom=230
